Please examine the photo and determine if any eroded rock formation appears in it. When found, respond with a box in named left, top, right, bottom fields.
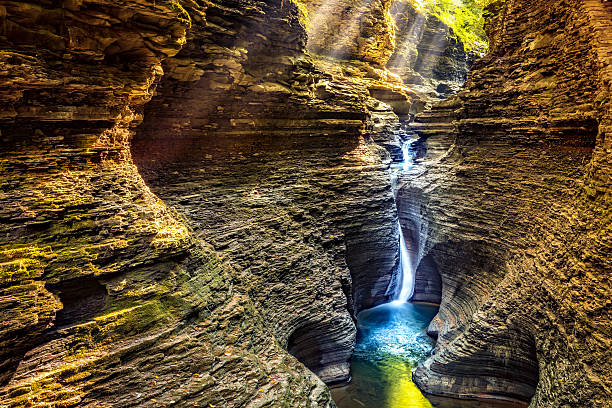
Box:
left=303, top=0, right=396, bottom=65
left=129, top=0, right=419, bottom=384
left=387, top=1, right=477, bottom=94
left=0, top=0, right=337, bottom=406
left=1, top=0, right=609, bottom=407
left=398, top=0, right=611, bottom=406
left=0, top=0, right=425, bottom=404
left=302, top=0, right=477, bottom=96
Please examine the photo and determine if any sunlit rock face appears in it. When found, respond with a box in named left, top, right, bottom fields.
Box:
left=302, top=0, right=476, bottom=96
left=387, top=1, right=477, bottom=94
left=302, top=0, right=396, bottom=65
left=132, top=0, right=407, bottom=384
left=1, top=0, right=408, bottom=403
left=399, top=0, right=611, bottom=406
left=0, top=1, right=349, bottom=406
left=0, top=0, right=199, bottom=396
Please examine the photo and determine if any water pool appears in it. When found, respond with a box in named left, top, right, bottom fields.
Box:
left=331, top=302, right=524, bottom=408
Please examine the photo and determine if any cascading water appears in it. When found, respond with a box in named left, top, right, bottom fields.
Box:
left=332, top=135, right=507, bottom=408
left=401, top=142, right=411, bottom=172
left=391, top=137, right=416, bottom=303
left=395, top=223, right=414, bottom=302
left=332, top=135, right=440, bottom=408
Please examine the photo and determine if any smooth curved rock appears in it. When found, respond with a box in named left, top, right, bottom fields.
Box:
left=132, top=0, right=402, bottom=386
left=400, top=0, right=612, bottom=406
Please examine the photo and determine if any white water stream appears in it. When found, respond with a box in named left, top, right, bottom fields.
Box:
left=395, top=222, right=414, bottom=302
left=390, top=137, right=417, bottom=303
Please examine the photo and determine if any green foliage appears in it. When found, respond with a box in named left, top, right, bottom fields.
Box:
left=168, top=0, right=192, bottom=27
left=282, top=0, right=310, bottom=28
left=403, top=0, right=501, bottom=52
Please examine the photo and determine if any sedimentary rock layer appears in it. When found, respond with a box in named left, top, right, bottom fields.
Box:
left=302, top=0, right=476, bottom=96
left=302, top=0, right=396, bottom=65
left=0, top=0, right=418, bottom=404
left=387, top=1, right=476, bottom=94
left=400, top=1, right=611, bottom=406
left=131, top=0, right=408, bottom=383
left=0, top=0, right=345, bottom=406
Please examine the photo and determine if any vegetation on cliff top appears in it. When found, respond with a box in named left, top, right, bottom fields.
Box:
left=406, top=0, right=500, bottom=52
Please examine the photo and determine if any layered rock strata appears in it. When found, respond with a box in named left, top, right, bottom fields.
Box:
left=0, top=0, right=422, bottom=404
left=132, top=0, right=412, bottom=384
left=302, top=0, right=396, bottom=65
left=302, top=0, right=476, bottom=97
left=0, top=0, right=370, bottom=406
left=387, top=1, right=477, bottom=95
left=398, top=0, right=611, bottom=406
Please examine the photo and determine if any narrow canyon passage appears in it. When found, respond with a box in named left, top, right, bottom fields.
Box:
left=331, top=147, right=533, bottom=408
left=331, top=302, right=440, bottom=408
left=0, top=1, right=610, bottom=408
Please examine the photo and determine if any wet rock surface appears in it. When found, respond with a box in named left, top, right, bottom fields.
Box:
left=399, top=1, right=611, bottom=406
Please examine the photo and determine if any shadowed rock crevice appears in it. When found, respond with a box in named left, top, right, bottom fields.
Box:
left=412, top=254, right=442, bottom=304
left=287, top=317, right=355, bottom=385
left=49, top=277, right=107, bottom=328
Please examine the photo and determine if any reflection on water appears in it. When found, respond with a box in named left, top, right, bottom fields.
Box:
left=331, top=302, right=437, bottom=408
left=331, top=302, right=524, bottom=408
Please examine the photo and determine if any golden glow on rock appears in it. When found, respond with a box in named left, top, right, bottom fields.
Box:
left=382, top=357, right=434, bottom=408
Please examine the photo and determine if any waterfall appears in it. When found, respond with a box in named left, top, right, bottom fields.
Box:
left=389, top=136, right=417, bottom=303
left=401, top=142, right=411, bottom=172
left=395, top=223, right=414, bottom=302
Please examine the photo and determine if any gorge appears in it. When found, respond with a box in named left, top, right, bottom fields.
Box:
left=0, top=1, right=610, bottom=408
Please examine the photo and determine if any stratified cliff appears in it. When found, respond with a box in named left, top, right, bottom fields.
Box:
left=0, top=1, right=338, bottom=406
left=131, top=0, right=407, bottom=384
left=400, top=0, right=611, bottom=406
left=0, top=0, right=415, bottom=405
left=302, top=0, right=476, bottom=97
left=302, top=0, right=396, bottom=65
left=387, top=1, right=477, bottom=95
left=1, top=0, right=609, bottom=407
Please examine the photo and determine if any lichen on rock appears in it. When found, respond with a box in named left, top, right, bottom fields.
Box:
left=400, top=0, right=612, bottom=406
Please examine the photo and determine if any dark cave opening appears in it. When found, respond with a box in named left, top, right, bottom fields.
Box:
left=412, top=254, right=442, bottom=304
left=49, top=277, right=107, bottom=328
left=287, top=318, right=354, bottom=385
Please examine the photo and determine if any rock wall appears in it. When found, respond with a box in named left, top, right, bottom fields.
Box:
left=302, top=0, right=396, bottom=65
left=131, top=0, right=404, bottom=383
left=0, top=0, right=197, bottom=392
left=0, top=0, right=354, bottom=406
left=400, top=0, right=611, bottom=406
left=303, top=0, right=477, bottom=96
left=0, top=0, right=415, bottom=404
left=387, top=1, right=477, bottom=95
